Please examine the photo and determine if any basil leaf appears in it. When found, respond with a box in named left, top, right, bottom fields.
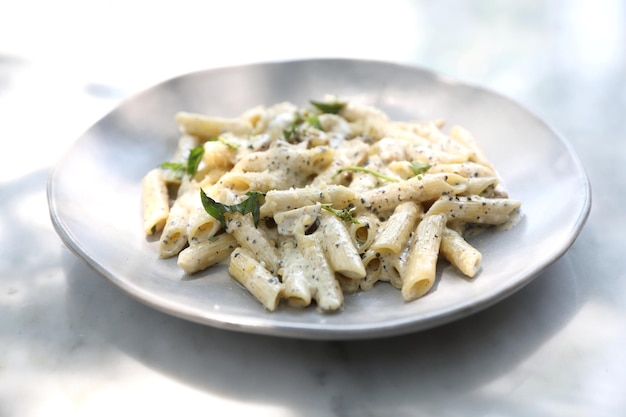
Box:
left=307, top=115, right=323, bottom=130
left=186, top=146, right=205, bottom=176
left=200, top=189, right=264, bottom=228
left=200, top=189, right=228, bottom=227
left=239, top=191, right=263, bottom=226
left=160, top=162, right=185, bottom=179
left=409, top=162, right=431, bottom=176
left=310, top=100, right=346, bottom=114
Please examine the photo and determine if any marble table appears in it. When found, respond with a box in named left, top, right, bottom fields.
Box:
left=1, top=1, right=624, bottom=415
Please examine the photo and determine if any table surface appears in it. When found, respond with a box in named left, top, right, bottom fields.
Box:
left=1, top=1, right=624, bottom=416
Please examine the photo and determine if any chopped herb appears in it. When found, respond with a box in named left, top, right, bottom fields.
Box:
left=283, top=124, right=298, bottom=142
left=409, top=162, right=431, bottom=176
left=282, top=112, right=325, bottom=142
left=160, top=145, right=205, bottom=179
left=322, top=204, right=360, bottom=224
left=160, top=162, right=185, bottom=179
left=200, top=189, right=264, bottom=228
left=310, top=99, right=346, bottom=114
left=283, top=112, right=304, bottom=143
left=208, top=136, right=240, bottom=150
left=186, top=146, right=205, bottom=176
left=333, top=166, right=398, bottom=183
left=307, top=115, right=323, bottom=130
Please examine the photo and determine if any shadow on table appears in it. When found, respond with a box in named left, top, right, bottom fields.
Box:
left=61, top=238, right=590, bottom=416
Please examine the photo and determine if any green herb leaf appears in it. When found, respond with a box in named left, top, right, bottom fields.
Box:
left=283, top=112, right=305, bottom=143
left=200, top=189, right=264, bottom=228
left=409, top=162, right=431, bottom=176
left=322, top=204, right=360, bottom=224
left=208, top=136, right=240, bottom=150
left=307, top=115, right=323, bottom=130
left=310, top=99, right=346, bottom=114
left=333, top=166, right=398, bottom=183
left=186, top=146, right=205, bottom=176
left=160, top=162, right=185, bottom=179
left=283, top=124, right=297, bottom=142
left=160, top=146, right=205, bottom=179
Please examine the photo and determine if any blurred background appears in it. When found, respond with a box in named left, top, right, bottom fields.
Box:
left=1, top=1, right=625, bottom=416
left=1, top=0, right=623, bottom=181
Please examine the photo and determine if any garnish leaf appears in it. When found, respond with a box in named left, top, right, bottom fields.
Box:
left=186, top=146, right=205, bottom=176
left=160, top=146, right=205, bottom=179
left=409, top=162, right=431, bottom=176
left=307, top=115, right=323, bottom=130
left=333, top=166, right=398, bottom=183
left=310, top=99, right=346, bottom=114
left=208, top=136, right=240, bottom=150
left=283, top=112, right=304, bottom=143
left=200, top=189, right=264, bottom=228
left=322, top=204, right=360, bottom=224
left=160, top=162, right=185, bottom=179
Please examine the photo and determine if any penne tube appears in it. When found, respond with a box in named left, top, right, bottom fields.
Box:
left=318, top=212, right=366, bottom=280
left=349, top=212, right=380, bottom=253
left=427, top=195, right=521, bottom=225
left=187, top=186, right=227, bottom=244
left=356, top=173, right=467, bottom=216
left=158, top=190, right=196, bottom=258
left=336, top=274, right=362, bottom=293
left=370, top=201, right=422, bottom=255
left=224, top=212, right=280, bottom=274
left=440, top=228, right=482, bottom=278
left=228, top=247, right=282, bottom=311
left=218, top=171, right=286, bottom=193
left=175, top=112, right=252, bottom=139
left=260, top=185, right=358, bottom=218
left=295, top=233, right=343, bottom=312
left=274, top=204, right=321, bottom=236
left=177, top=234, right=238, bottom=274
left=141, top=168, right=170, bottom=235
left=402, top=214, right=446, bottom=301
left=461, top=177, right=500, bottom=196
left=278, top=239, right=312, bottom=307
left=427, top=162, right=496, bottom=178
left=380, top=254, right=403, bottom=290
left=359, top=249, right=383, bottom=291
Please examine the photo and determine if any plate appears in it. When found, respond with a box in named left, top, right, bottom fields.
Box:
left=47, top=58, right=591, bottom=340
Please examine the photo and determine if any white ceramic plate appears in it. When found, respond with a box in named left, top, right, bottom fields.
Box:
left=48, top=59, right=591, bottom=340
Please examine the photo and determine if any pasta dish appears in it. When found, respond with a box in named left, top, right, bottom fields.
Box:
left=141, top=97, right=521, bottom=312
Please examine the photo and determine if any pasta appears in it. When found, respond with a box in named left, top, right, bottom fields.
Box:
left=141, top=97, right=521, bottom=312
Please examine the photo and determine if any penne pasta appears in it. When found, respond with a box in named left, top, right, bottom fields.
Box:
left=402, top=214, right=447, bottom=301
left=141, top=168, right=170, bottom=235
left=295, top=232, right=344, bottom=312
left=228, top=247, right=282, bottom=311
left=143, top=97, right=522, bottom=312
left=177, top=234, right=238, bottom=274
left=370, top=201, right=422, bottom=255
left=278, top=239, right=313, bottom=307
left=224, top=212, right=280, bottom=275
left=440, top=227, right=482, bottom=278
left=318, top=212, right=366, bottom=280
left=427, top=195, right=521, bottom=225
